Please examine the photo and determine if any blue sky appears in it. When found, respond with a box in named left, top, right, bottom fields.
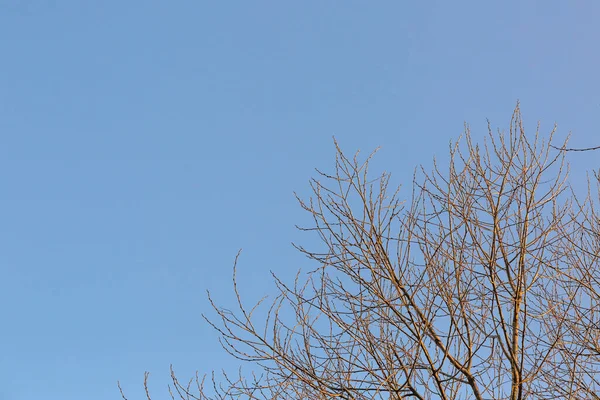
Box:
left=0, top=1, right=598, bottom=399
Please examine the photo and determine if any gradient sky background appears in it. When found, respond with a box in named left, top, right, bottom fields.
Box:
left=1, top=1, right=599, bottom=399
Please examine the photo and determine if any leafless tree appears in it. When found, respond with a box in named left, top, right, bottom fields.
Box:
left=120, top=105, right=600, bottom=399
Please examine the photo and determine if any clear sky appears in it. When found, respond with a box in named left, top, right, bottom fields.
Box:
left=1, top=1, right=598, bottom=399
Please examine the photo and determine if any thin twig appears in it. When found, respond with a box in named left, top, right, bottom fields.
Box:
left=550, top=144, right=600, bottom=152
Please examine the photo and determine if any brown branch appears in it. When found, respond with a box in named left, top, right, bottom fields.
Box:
left=550, top=144, right=600, bottom=152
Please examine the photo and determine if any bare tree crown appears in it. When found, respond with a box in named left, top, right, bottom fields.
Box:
left=121, top=106, right=600, bottom=399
